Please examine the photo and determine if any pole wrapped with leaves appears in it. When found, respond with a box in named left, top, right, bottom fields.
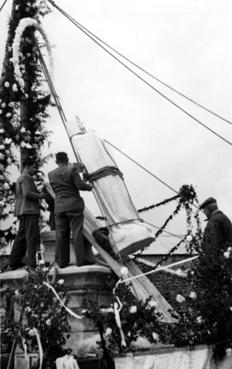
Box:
left=0, top=0, right=52, bottom=248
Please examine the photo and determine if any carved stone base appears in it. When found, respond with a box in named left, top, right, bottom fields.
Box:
left=1, top=230, right=114, bottom=358
left=0, top=264, right=113, bottom=356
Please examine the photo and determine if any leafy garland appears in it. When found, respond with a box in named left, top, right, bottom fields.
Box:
left=83, top=284, right=172, bottom=355
left=83, top=249, right=232, bottom=360
left=133, top=184, right=202, bottom=260
left=0, top=0, right=52, bottom=248
left=1, top=267, right=71, bottom=369
left=1, top=253, right=231, bottom=363
left=137, top=193, right=180, bottom=213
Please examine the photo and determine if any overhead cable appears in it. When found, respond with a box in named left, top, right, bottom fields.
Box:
left=48, top=0, right=232, bottom=147
left=34, top=19, right=182, bottom=200
left=35, top=35, right=187, bottom=212
left=48, top=0, right=232, bottom=127
left=0, top=0, right=8, bottom=13
left=104, top=140, right=203, bottom=213
left=145, top=221, right=184, bottom=240
left=33, top=36, right=124, bottom=228
left=35, top=35, right=203, bottom=240
left=35, top=30, right=202, bottom=215
left=104, top=139, right=179, bottom=194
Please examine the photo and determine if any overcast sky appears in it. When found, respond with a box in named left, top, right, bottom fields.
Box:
left=0, top=0, right=232, bottom=238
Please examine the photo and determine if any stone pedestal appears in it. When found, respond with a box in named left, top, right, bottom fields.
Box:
left=50, top=264, right=113, bottom=355
left=41, top=230, right=78, bottom=265
left=0, top=231, right=114, bottom=358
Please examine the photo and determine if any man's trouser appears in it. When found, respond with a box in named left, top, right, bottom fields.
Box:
left=9, top=214, right=40, bottom=268
left=55, top=211, right=95, bottom=267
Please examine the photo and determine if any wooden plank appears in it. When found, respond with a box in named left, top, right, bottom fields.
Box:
left=83, top=231, right=123, bottom=277
left=126, top=260, right=177, bottom=323
left=84, top=229, right=177, bottom=323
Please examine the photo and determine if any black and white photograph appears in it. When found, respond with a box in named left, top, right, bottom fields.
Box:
left=0, top=1, right=232, bottom=368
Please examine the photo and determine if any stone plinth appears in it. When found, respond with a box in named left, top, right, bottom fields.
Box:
left=0, top=231, right=114, bottom=357
left=41, top=230, right=91, bottom=265
left=0, top=263, right=113, bottom=357
left=50, top=264, right=112, bottom=355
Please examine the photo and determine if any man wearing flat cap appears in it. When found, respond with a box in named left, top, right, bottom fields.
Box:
left=199, top=197, right=232, bottom=252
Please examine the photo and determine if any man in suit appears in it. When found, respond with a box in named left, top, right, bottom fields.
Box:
left=48, top=152, right=95, bottom=267
left=9, top=157, right=44, bottom=270
left=200, top=197, right=232, bottom=251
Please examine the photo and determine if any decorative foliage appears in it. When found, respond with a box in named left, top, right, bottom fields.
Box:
left=134, top=184, right=202, bottom=260
left=137, top=193, right=180, bottom=213
left=12, top=17, right=53, bottom=90
left=83, top=284, right=171, bottom=354
left=0, top=0, right=52, bottom=248
left=166, top=289, right=209, bottom=347
left=190, top=239, right=232, bottom=359
left=4, top=267, right=71, bottom=369
left=159, top=235, right=232, bottom=360
left=0, top=221, right=18, bottom=249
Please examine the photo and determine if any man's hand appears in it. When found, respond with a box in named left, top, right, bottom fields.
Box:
left=39, top=192, right=45, bottom=199
left=88, top=183, right=93, bottom=191
left=73, top=163, right=85, bottom=172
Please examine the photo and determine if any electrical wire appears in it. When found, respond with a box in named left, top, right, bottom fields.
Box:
left=104, top=140, right=203, bottom=213
left=48, top=0, right=232, bottom=147
left=48, top=0, right=232, bottom=127
left=145, top=221, right=184, bottom=240
left=35, top=34, right=203, bottom=216
left=35, top=31, right=183, bottom=208
left=0, top=0, right=8, bottom=13
left=104, top=139, right=179, bottom=194
left=34, top=33, right=203, bottom=247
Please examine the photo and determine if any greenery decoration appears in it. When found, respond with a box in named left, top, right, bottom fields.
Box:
left=0, top=0, right=52, bottom=249
left=83, top=284, right=171, bottom=355
left=137, top=193, right=180, bottom=213
left=134, top=184, right=202, bottom=260
left=2, top=267, right=71, bottom=369
left=190, top=238, right=232, bottom=359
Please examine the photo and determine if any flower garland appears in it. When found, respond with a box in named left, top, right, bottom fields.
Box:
left=0, top=0, right=52, bottom=249
left=12, top=17, right=53, bottom=91
left=1, top=267, right=71, bottom=369
left=133, top=184, right=202, bottom=260
left=137, top=193, right=180, bottom=213
left=83, top=284, right=171, bottom=354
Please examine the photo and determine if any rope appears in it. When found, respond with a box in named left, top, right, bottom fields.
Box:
left=0, top=0, right=8, bottom=13
left=48, top=0, right=232, bottom=127
left=135, top=257, right=188, bottom=277
left=145, top=221, right=184, bottom=240
left=104, top=140, right=202, bottom=214
left=118, top=255, right=198, bottom=284
left=43, top=281, right=83, bottom=319
left=34, top=28, right=203, bottom=231
left=104, top=140, right=179, bottom=194
left=48, top=0, right=232, bottom=147
left=33, top=36, right=112, bottom=229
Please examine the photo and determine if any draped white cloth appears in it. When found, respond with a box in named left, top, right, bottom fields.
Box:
left=56, top=355, right=80, bottom=369
left=70, top=129, right=155, bottom=256
left=115, top=345, right=214, bottom=369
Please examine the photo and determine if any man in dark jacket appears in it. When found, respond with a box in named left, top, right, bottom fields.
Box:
left=48, top=152, right=94, bottom=267
left=200, top=197, right=232, bottom=251
left=9, top=157, right=44, bottom=270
